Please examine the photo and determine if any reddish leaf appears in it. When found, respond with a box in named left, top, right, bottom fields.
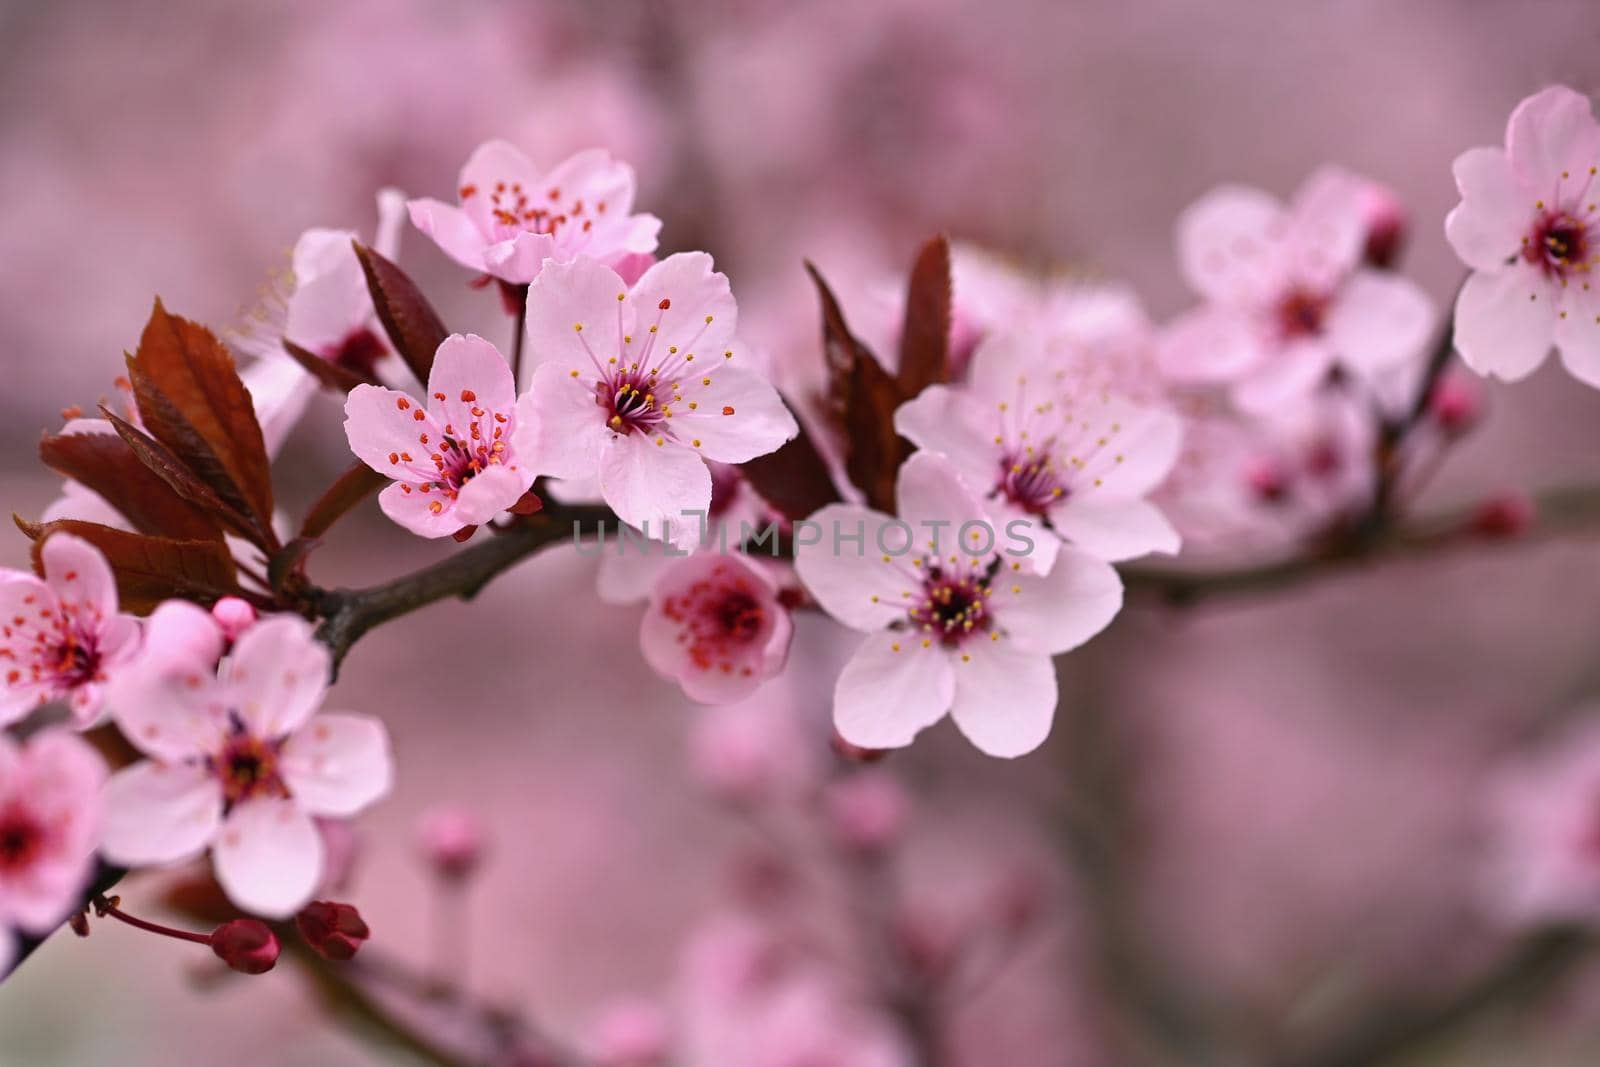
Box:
left=299, top=462, right=389, bottom=540
left=282, top=339, right=376, bottom=393
left=99, top=409, right=259, bottom=543
left=38, top=430, right=223, bottom=543
left=353, top=242, right=447, bottom=384
left=739, top=424, right=841, bottom=521
left=14, top=517, right=240, bottom=614
left=804, top=263, right=912, bottom=513
left=896, top=235, right=952, bottom=397
left=127, top=300, right=276, bottom=546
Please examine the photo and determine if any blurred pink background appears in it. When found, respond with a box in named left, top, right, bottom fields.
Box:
left=4, top=1, right=1600, bottom=1064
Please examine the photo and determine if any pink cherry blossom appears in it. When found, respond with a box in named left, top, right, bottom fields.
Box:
left=1445, top=86, right=1600, bottom=387
left=640, top=553, right=793, bottom=705
left=234, top=188, right=408, bottom=454
left=896, top=334, right=1184, bottom=568
left=1162, top=167, right=1436, bottom=412
left=0, top=728, right=107, bottom=975
left=522, top=254, right=797, bottom=547
left=100, top=605, right=392, bottom=919
left=0, top=533, right=140, bottom=729
left=408, top=141, right=660, bottom=285
left=344, top=334, right=537, bottom=538
left=794, top=453, right=1122, bottom=758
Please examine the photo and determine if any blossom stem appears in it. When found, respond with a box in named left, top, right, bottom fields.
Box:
left=91, top=894, right=212, bottom=946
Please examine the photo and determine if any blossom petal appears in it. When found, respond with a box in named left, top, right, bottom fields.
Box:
left=213, top=797, right=323, bottom=919
left=1176, top=185, right=1286, bottom=306
left=377, top=481, right=464, bottom=538
left=999, top=545, right=1122, bottom=655
left=455, top=139, right=540, bottom=234
left=107, top=601, right=228, bottom=762
left=452, top=464, right=531, bottom=526
left=406, top=198, right=486, bottom=272
left=344, top=383, right=445, bottom=482
left=792, top=504, right=920, bottom=631
left=893, top=386, right=998, bottom=490
left=285, top=228, right=367, bottom=349
left=670, top=366, right=797, bottom=464
left=1325, top=270, right=1436, bottom=376
left=279, top=713, right=393, bottom=817
left=894, top=452, right=990, bottom=559
left=1232, top=339, right=1335, bottom=413
left=1158, top=306, right=1265, bottom=383
left=1050, top=497, right=1180, bottom=562
left=1285, top=167, right=1367, bottom=290
left=1446, top=147, right=1530, bottom=272
left=521, top=362, right=609, bottom=479
left=1506, top=86, right=1600, bottom=189
left=426, top=334, right=516, bottom=426
left=1555, top=281, right=1600, bottom=388
left=833, top=631, right=954, bottom=751
left=1453, top=265, right=1557, bottom=381
left=483, top=231, right=558, bottom=285
left=524, top=255, right=632, bottom=378
left=225, top=615, right=330, bottom=740
left=41, top=532, right=118, bottom=621
left=597, top=434, right=711, bottom=550
left=948, top=639, right=1057, bottom=758
left=628, top=252, right=738, bottom=360
left=100, top=761, right=223, bottom=866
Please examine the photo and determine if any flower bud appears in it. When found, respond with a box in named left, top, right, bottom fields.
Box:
left=823, top=772, right=909, bottom=855
left=210, top=597, right=257, bottom=642
left=1427, top=373, right=1483, bottom=436
left=1470, top=491, right=1535, bottom=540
left=210, top=919, right=279, bottom=974
left=1359, top=182, right=1408, bottom=269
left=417, top=806, right=486, bottom=881
left=296, top=900, right=370, bottom=962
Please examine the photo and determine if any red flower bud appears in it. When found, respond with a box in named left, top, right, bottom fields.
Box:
left=1428, top=372, right=1483, bottom=436
left=295, top=900, right=370, bottom=962
left=417, top=807, right=487, bottom=881
left=210, top=919, right=280, bottom=974
left=1470, top=491, right=1535, bottom=540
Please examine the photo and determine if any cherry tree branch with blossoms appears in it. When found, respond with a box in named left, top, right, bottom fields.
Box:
left=6, top=83, right=1600, bottom=1067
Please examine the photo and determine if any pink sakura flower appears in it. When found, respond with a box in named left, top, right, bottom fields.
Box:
left=1162, top=167, right=1435, bottom=412
left=407, top=141, right=660, bottom=285
left=794, top=453, right=1123, bottom=758
left=1446, top=86, right=1600, bottom=386
left=344, top=334, right=536, bottom=538
left=234, top=189, right=408, bottom=454
left=640, top=553, right=793, bottom=705
left=100, top=604, right=392, bottom=918
left=896, top=334, right=1184, bottom=569
left=0, top=728, right=107, bottom=977
left=0, top=533, right=140, bottom=729
left=522, top=254, right=798, bottom=547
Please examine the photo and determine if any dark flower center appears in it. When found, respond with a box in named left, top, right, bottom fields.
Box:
left=328, top=327, right=388, bottom=378
left=598, top=370, right=668, bottom=437
left=1275, top=286, right=1330, bottom=340
left=995, top=449, right=1067, bottom=516
left=216, top=734, right=286, bottom=806
left=1525, top=212, right=1592, bottom=278
left=909, top=567, right=993, bottom=648
left=0, top=808, right=44, bottom=872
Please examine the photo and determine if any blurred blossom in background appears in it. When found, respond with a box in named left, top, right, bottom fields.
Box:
left=4, top=1, right=1600, bottom=1065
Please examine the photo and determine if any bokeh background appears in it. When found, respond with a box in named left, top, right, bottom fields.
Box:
left=4, top=1, right=1600, bottom=1064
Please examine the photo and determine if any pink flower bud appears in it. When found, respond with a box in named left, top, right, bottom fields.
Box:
left=416, top=806, right=486, bottom=881
left=1360, top=182, right=1408, bottom=269
left=210, top=919, right=279, bottom=975
left=295, top=900, right=370, bottom=962
left=210, top=596, right=257, bottom=642
left=1428, top=373, right=1483, bottom=435
left=824, top=772, right=909, bottom=854
left=1471, top=491, right=1535, bottom=539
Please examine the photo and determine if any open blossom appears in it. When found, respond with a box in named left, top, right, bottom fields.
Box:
left=234, top=188, right=408, bottom=453
left=1446, top=86, right=1600, bottom=387
left=1162, top=167, right=1435, bottom=412
left=794, top=453, right=1122, bottom=758
left=344, top=334, right=536, bottom=538
left=0, top=729, right=107, bottom=977
left=101, top=605, right=392, bottom=918
left=407, top=141, right=660, bottom=285
left=896, top=333, right=1183, bottom=569
left=640, top=553, right=793, bottom=704
left=0, top=533, right=140, bottom=729
left=522, top=254, right=798, bottom=547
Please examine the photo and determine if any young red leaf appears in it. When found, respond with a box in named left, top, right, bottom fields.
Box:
left=281, top=339, right=377, bottom=393
left=98, top=409, right=261, bottom=543
left=38, top=430, right=224, bottom=543
left=804, top=263, right=912, bottom=514
left=739, top=423, right=841, bottom=521
left=14, top=517, right=241, bottom=614
left=299, top=462, right=390, bottom=540
left=896, top=235, right=952, bottom=397
left=352, top=241, right=447, bottom=385
left=126, top=300, right=276, bottom=547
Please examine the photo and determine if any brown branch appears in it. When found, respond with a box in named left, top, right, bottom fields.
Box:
left=1124, top=485, right=1600, bottom=606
